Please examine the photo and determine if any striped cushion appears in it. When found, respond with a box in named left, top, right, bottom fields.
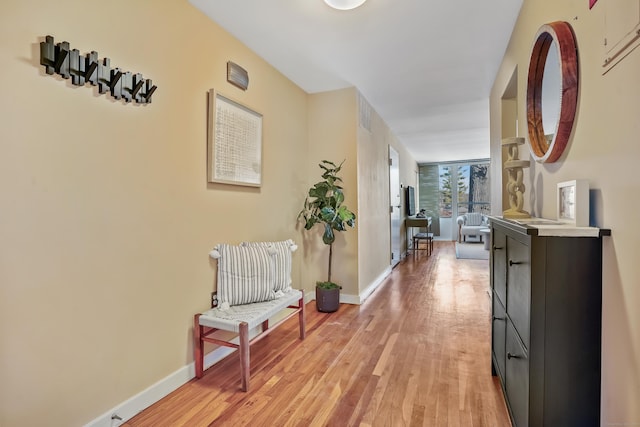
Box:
left=242, top=240, right=294, bottom=292
left=466, top=212, right=484, bottom=226
left=216, top=244, right=276, bottom=306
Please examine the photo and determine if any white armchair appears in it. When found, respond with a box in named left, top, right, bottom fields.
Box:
left=456, top=212, right=489, bottom=243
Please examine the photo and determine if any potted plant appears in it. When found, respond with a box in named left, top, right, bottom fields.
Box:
left=298, top=160, right=356, bottom=312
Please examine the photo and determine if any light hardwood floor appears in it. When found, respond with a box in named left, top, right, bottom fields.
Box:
left=124, top=241, right=511, bottom=427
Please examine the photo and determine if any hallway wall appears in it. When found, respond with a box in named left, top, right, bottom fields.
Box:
left=491, top=1, right=640, bottom=423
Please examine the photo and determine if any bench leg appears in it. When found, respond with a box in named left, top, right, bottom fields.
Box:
left=194, top=314, right=204, bottom=379
left=298, top=294, right=306, bottom=340
left=239, top=322, right=250, bottom=392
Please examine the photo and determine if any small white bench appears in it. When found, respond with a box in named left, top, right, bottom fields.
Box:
left=193, top=241, right=305, bottom=391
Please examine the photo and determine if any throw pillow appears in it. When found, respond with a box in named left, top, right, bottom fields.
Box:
left=242, top=240, right=295, bottom=292
left=215, top=244, right=276, bottom=307
left=466, top=212, right=483, bottom=226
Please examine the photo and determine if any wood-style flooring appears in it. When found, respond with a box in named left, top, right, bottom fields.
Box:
left=124, top=241, right=511, bottom=427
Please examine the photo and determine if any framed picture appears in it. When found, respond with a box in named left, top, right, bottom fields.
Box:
left=557, top=179, right=589, bottom=226
left=207, top=89, right=263, bottom=187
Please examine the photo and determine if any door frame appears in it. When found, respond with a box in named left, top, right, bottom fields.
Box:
left=388, top=145, right=401, bottom=266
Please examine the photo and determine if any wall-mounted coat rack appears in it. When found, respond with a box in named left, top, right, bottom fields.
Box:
left=39, top=35, right=157, bottom=104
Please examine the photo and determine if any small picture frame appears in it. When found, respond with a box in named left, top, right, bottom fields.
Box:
left=557, top=179, right=589, bottom=226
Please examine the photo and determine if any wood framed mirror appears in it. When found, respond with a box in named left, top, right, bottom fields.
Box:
left=526, top=21, right=578, bottom=163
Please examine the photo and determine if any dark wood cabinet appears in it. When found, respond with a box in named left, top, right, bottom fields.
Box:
left=489, top=216, right=610, bottom=427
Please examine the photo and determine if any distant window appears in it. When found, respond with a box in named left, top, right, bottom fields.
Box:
left=418, top=161, right=490, bottom=236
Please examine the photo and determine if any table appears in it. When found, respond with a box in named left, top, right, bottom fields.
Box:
left=406, top=217, right=432, bottom=254
left=479, top=227, right=491, bottom=250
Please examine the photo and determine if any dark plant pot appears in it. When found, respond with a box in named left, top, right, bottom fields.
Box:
left=316, top=286, right=340, bottom=313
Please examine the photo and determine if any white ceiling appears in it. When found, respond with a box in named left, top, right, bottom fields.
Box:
left=189, top=0, right=523, bottom=164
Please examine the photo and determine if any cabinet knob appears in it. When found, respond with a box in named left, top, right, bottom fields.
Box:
left=492, top=316, right=505, bottom=321
left=509, top=260, right=522, bottom=266
left=493, top=246, right=503, bottom=251
left=507, top=352, right=522, bottom=360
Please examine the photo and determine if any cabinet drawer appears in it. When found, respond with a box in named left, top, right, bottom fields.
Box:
left=506, top=321, right=530, bottom=427
left=506, top=236, right=531, bottom=348
left=492, top=295, right=507, bottom=380
left=491, top=227, right=507, bottom=306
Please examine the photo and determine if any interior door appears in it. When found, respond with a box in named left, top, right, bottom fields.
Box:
left=389, top=146, right=401, bottom=266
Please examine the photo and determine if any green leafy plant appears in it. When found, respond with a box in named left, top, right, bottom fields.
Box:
left=298, top=160, right=356, bottom=289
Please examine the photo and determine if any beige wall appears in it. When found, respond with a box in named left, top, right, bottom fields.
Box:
left=356, top=94, right=418, bottom=291
left=499, top=97, right=518, bottom=213
left=491, top=0, right=640, bottom=423
left=0, top=1, right=418, bottom=425
left=357, top=97, right=390, bottom=287
left=0, top=1, right=311, bottom=425
left=304, top=88, right=359, bottom=297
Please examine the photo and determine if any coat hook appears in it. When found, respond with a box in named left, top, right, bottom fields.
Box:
left=110, top=70, right=122, bottom=89
left=145, top=85, right=157, bottom=100
left=70, top=49, right=85, bottom=86
left=40, top=35, right=56, bottom=74
left=132, top=80, right=144, bottom=98
left=39, top=36, right=157, bottom=105
left=85, top=61, right=98, bottom=81
left=110, top=69, right=123, bottom=99
left=97, top=58, right=111, bottom=94
left=54, top=43, right=70, bottom=78
left=55, top=49, right=68, bottom=68
left=132, top=73, right=146, bottom=103
left=85, top=51, right=99, bottom=85
left=121, top=71, right=132, bottom=102
left=144, top=79, right=157, bottom=103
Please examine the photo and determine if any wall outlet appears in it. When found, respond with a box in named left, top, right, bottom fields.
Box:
left=111, top=414, right=122, bottom=427
left=211, top=292, right=218, bottom=308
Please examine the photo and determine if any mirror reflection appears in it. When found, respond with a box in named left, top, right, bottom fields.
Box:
left=541, top=40, right=561, bottom=145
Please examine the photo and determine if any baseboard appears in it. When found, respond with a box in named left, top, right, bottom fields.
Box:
left=357, top=267, right=392, bottom=303
left=303, top=290, right=314, bottom=305
left=83, top=335, right=246, bottom=427
left=339, top=292, right=361, bottom=305
left=336, top=267, right=392, bottom=305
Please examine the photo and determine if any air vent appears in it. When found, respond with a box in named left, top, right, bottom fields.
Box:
left=358, top=92, right=371, bottom=132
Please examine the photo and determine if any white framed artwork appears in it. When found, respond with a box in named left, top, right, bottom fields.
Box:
left=557, top=179, right=589, bottom=226
left=207, top=89, right=263, bottom=187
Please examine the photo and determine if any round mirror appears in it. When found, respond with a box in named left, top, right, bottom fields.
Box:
left=526, top=21, right=578, bottom=163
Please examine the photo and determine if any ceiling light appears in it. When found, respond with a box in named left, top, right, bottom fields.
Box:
left=323, top=0, right=367, bottom=10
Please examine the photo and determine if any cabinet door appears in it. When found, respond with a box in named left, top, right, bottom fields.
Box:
left=492, top=227, right=507, bottom=306
left=506, top=236, right=531, bottom=348
left=492, top=295, right=507, bottom=379
left=506, top=321, right=530, bottom=427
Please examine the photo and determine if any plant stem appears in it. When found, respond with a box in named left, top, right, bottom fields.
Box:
left=328, top=243, right=333, bottom=283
